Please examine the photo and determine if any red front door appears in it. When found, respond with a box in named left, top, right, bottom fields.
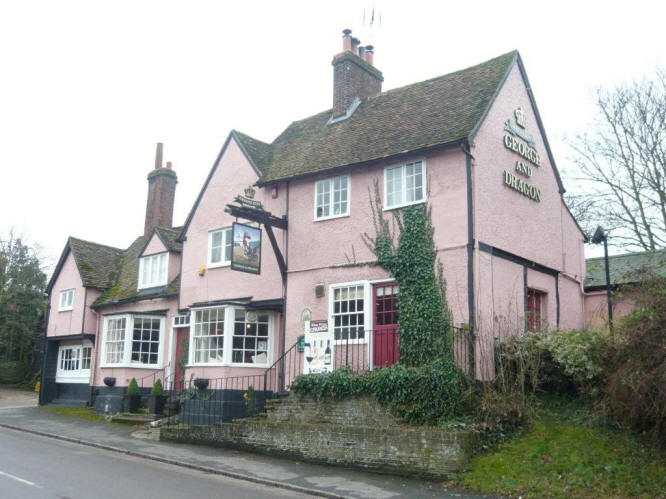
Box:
left=373, top=283, right=399, bottom=367
left=174, top=328, right=189, bottom=390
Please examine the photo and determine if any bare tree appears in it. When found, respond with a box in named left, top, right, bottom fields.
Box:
left=565, top=70, right=666, bottom=250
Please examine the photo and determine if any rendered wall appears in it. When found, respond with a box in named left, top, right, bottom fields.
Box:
left=48, top=252, right=86, bottom=337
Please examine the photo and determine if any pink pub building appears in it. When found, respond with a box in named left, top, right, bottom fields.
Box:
left=41, top=30, right=586, bottom=415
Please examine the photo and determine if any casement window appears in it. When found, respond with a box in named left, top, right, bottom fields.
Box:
left=314, top=175, right=350, bottom=220
left=138, top=252, right=168, bottom=288
left=208, top=228, right=232, bottom=267
left=331, top=284, right=366, bottom=342
left=526, top=289, right=546, bottom=331
left=384, top=160, right=426, bottom=209
left=58, top=289, right=75, bottom=311
left=56, top=343, right=92, bottom=383
left=101, top=315, right=163, bottom=367
left=190, top=307, right=273, bottom=367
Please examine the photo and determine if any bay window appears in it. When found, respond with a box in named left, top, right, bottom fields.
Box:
left=138, top=252, right=168, bottom=288
left=314, top=175, right=350, bottom=220
left=384, top=160, right=426, bottom=209
left=190, top=307, right=273, bottom=367
left=102, top=315, right=164, bottom=367
left=56, top=342, right=92, bottom=383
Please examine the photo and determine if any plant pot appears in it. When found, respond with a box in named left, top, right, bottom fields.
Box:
left=103, top=377, right=116, bottom=387
left=128, top=394, right=141, bottom=413
left=148, top=395, right=167, bottom=415
left=194, top=378, right=209, bottom=390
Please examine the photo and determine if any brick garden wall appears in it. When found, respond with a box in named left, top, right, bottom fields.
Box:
left=161, top=394, right=476, bottom=479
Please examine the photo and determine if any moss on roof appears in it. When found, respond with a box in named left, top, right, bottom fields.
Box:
left=232, top=130, right=272, bottom=173
left=585, top=248, right=666, bottom=289
left=155, top=226, right=183, bottom=253
left=257, top=50, right=517, bottom=183
left=68, top=238, right=123, bottom=289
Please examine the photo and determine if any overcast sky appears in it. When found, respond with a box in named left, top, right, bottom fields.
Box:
left=1, top=0, right=664, bottom=271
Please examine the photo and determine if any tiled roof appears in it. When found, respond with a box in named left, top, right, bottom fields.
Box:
left=232, top=130, right=272, bottom=174
left=68, top=238, right=123, bottom=289
left=93, top=235, right=179, bottom=308
left=254, top=50, right=517, bottom=183
left=155, top=226, right=183, bottom=252
left=585, top=248, right=666, bottom=289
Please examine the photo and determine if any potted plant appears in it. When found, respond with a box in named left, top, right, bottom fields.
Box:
left=103, top=376, right=116, bottom=387
left=193, top=378, right=209, bottom=390
left=127, top=378, right=141, bottom=413
left=148, top=379, right=166, bottom=415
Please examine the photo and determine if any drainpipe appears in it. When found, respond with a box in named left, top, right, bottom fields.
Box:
left=279, top=181, right=290, bottom=392
left=38, top=299, right=51, bottom=405
left=461, top=140, right=476, bottom=376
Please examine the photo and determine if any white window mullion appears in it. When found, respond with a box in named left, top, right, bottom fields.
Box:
left=223, top=307, right=233, bottom=365
left=125, top=316, right=133, bottom=365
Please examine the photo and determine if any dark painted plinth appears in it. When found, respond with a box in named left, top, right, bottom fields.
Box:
left=48, top=383, right=91, bottom=407
left=93, top=386, right=125, bottom=414
left=180, top=389, right=271, bottom=425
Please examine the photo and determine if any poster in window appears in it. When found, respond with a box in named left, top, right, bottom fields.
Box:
left=231, top=222, right=262, bottom=274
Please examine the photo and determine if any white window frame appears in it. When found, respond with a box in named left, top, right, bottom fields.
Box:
left=314, top=175, right=350, bottom=221
left=55, top=341, right=92, bottom=383
left=58, top=289, right=75, bottom=311
left=188, top=306, right=274, bottom=368
left=100, top=314, right=165, bottom=369
left=383, top=159, right=427, bottom=210
left=138, top=252, right=168, bottom=289
left=328, top=280, right=372, bottom=345
left=208, top=227, right=233, bottom=268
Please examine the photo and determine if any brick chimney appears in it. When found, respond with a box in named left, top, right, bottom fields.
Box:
left=331, top=29, right=383, bottom=118
left=144, top=142, right=177, bottom=237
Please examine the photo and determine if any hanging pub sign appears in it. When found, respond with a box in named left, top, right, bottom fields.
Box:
left=303, top=319, right=334, bottom=374
left=231, top=222, right=262, bottom=274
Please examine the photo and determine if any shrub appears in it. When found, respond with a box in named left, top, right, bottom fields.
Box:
left=127, top=378, right=140, bottom=396
left=291, top=358, right=467, bottom=425
left=150, top=379, right=163, bottom=397
left=602, top=273, right=666, bottom=447
left=0, top=360, right=29, bottom=385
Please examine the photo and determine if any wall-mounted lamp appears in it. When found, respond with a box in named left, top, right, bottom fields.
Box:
left=199, top=265, right=206, bottom=276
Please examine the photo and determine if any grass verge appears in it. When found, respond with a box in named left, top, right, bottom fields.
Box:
left=456, top=397, right=666, bottom=498
left=38, top=405, right=105, bottom=422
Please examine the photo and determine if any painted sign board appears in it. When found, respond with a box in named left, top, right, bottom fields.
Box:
left=303, top=320, right=334, bottom=374
left=231, top=222, right=262, bottom=274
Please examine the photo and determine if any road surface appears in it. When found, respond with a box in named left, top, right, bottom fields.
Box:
left=0, top=427, right=312, bottom=498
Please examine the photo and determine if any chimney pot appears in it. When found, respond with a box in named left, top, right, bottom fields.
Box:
left=351, top=37, right=360, bottom=55
left=342, top=29, right=352, bottom=52
left=358, top=46, right=365, bottom=58
left=166, top=161, right=172, bottom=169
left=364, top=45, right=374, bottom=65
left=154, top=142, right=163, bottom=169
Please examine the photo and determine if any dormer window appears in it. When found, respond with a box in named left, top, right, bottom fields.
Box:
left=58, top=289, right=74, bottom=311
left=138, top=252, right=168, bottom=289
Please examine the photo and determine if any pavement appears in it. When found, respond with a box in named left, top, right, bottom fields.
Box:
left=0, top=387, right=489, bottom=499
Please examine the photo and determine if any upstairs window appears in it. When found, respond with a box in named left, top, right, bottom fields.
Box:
left=208, top=228, right=232, bottom=267
left=58, top=289, right=74, bottom=311
left=138, top=252, right=168, bottom=288
left=384, top=160, right=426, bottom=209
left=315, top=175, right=349, bottom=220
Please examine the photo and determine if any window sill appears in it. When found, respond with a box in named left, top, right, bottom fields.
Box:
left=313, top=213, right=350, bottom=222
left=55, top=375, right=90, bottom=384
left=137, top=282, right=168, bottom=291
left=187, top=362, right=271, bottom=369
left=334, top=339, right=368, bottom=346
left=99, top=364, right=163, bottom=370
left=58, top=307, right=73, bottom=312
left=383, top=198, right=426, bottom=211
left=207, top=262, right=231, bottom=269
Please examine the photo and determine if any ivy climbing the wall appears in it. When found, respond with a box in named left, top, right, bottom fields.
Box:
left=363, top=181, right=453, bottom=366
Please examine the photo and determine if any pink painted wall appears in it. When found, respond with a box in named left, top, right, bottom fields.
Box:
left=471, top=61, right=585, bottom=344
left=143, top=233, right=167, bottom=255
left=48, top=252, right=86, bottom=337
left=584, top=290, right=636, bottom=332
left=283, top=147, right=469, bottom=351
left=91, top=296, right=179, bottom=387
left=179, top=137, right=286, bottom=308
